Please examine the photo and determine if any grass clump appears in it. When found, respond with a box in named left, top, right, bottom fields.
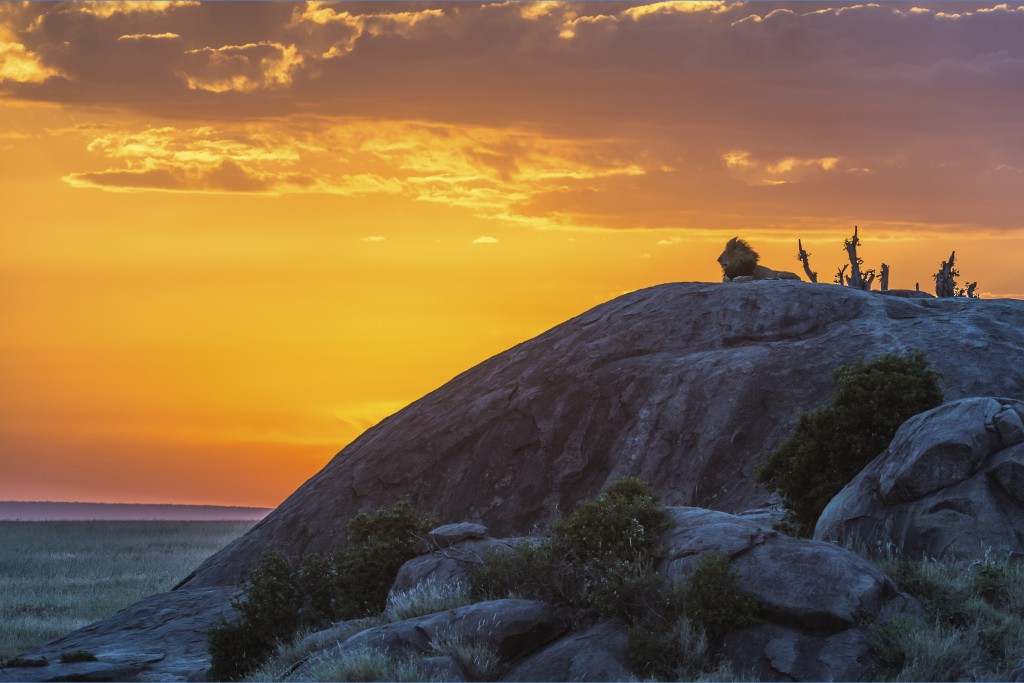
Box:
left=4, top=655, right=48, bottom=668
left=470, top=478, right=756, bottom=681
left=208, top=501, right=434, bottom=681
left=430, top=637, right=503, bottom=681
left=58, top=649, right=97, bottom=663
left=869, top=554, right=1024, bottom=681
left=300, top=648, right=434, bottom=683
left=757, top=351, right=943, bottom=536
left=383, top=578, right=474, bottom=622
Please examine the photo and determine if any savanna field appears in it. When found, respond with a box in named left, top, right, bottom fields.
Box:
left=0, top=521, right=254, bottom=661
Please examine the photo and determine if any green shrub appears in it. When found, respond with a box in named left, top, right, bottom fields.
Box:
left=680, top=553, right=760, bottom=642
left=59, top=650, right=97, bottom=663
left=299, top=500, right=436, bottom=626
left=208, top=501, right=434, bottom=681
left=208, top=550, right=300, bottom=681
left=757, top=351, right=943, bottom=536
left=470, top=477, right=668, bottom=620
left=471, top=479, right=759, bottom=682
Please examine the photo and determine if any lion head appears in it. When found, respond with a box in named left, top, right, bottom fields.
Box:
left=718, top=237, right=760, bottom=279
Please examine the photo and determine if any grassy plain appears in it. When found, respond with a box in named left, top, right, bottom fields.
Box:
left=0, top=521, right=254, bottom=661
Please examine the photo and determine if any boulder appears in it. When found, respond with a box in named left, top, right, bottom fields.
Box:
left=815, top=397, right=1024, bottom=561
left=289, top=599, right=567, bottom=680
left=660, top=507, right=920, bottom=681
left=0, top=587, right=239, bottom=682
left=501, top=620, right=631, bottom=682
left=420, top=522, right=489, bottom=550
left=182, top=283, right=1024, bottom=588
left=391, top=536, right=519, bottom=594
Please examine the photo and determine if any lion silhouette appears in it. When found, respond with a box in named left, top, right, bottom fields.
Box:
left=718, top=237, right=801, bottom=282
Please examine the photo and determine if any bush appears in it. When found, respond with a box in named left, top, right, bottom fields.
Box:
left=299, top=500, right=436, bottom=626
left=757, top=351, right=943, bottom=536
left=471, top=478, right=759, bottom=681
left=680, top=553, right=760, bottom=642
left=470, top=477, right=669, bottom=620
left=208, top=550, right=300, bottom=681
left=208, top=501, right=434, bottom=681
left=59, top=650, right=97, bottom=663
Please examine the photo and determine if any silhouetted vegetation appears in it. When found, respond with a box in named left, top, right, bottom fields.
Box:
left=757, top=351, right=943, bottom=537
left=470, top=478, right=758, bottom=681
left=207, top=501, right=435, bottom=681
left=58, top=650, right=98, bottom=663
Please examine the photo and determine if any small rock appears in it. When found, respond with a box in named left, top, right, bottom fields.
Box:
left=1011, top=660, right=1024, bottom=683
left=415, top=522, right=489, bottom=554
left=994, top=405, right=1024, bottom=446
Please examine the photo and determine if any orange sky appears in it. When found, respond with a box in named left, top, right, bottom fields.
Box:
left=1, top=1, right=1022, bottom=507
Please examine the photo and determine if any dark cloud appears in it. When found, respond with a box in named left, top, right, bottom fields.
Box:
left=3, top=1, right=1022, bottom=234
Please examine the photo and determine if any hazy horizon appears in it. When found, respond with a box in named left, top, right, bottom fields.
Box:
left=0, top=501, right=273, bottom=521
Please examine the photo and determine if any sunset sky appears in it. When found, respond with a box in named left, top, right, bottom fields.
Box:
left=1, top=1, right=1022, bottom=507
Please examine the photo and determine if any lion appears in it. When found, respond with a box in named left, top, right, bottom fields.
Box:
left=718, top=237, right=801, bottom=282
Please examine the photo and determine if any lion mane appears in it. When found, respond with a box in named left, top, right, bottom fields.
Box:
left=718, top=237, right=801, bottom=282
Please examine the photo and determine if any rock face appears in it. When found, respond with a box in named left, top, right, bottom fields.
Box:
left=0, top=587, right=239, bottom=682
left=815, top=397, right=1024, bottom=561
left=184, top=282, right=1024, bottom=588
left=660, top=507, right=919, bottom=682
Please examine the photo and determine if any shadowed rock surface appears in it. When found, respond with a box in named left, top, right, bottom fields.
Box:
left=0, top=588, right=239, bottom=682
left=288, top=599, right=567, bottom=680
left=184, top=282, right=1024, bottom=588
left=501, top=620, right=631, bottom=682
left=815, top=397, right=1024, bottom=560
left=660, top=507, right=920, bottom=681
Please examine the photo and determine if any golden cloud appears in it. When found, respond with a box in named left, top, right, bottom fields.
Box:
left=75, top=2, right=199, bottom=18
left=723, top=149, right=841, bottom=186
left=117, top=32, right=181, bottom=41
left=0, top=27, right=62, bottom=84
left=61, top=120, right=655, bottom=231
left=182, top=42, right=304, bottom=93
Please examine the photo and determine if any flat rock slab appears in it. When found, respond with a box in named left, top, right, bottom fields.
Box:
left=1, top=587, right=239, bottom=682
left=817, top=397, right=1024, bottom=561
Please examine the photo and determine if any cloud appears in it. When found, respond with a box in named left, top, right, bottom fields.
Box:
left=117, top=33, right=181, bottom=41
left=472, top=236, right=500, bottom=244
left=5, top=2, right=1024, bottom=235
left=0, top=26, right=62, bottom=84
left=75, top=2, right=199, bottom=19
left=361, top=236, right=386, bottom=242
left=182, top=42, right=304, bottom=93
left=723, top=151, right=841, bottom=186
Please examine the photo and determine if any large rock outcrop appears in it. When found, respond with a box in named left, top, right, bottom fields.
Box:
left=184, top=282, right=1024, bottom=588
left=815, top=397, right=1024, bottom=560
